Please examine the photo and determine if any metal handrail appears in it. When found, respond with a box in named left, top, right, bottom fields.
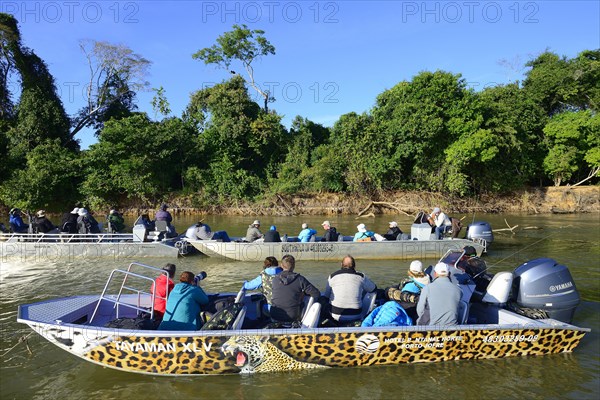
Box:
left=89, top=262, right=168, bottom=324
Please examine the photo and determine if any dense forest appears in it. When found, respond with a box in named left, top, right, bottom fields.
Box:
left=1, top=15, right=598, bottom=213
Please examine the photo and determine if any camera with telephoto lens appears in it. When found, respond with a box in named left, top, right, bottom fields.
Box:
left=194, top=271, right=207, bottom=285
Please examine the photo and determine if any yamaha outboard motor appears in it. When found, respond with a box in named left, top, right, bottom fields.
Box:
left=466, top=221, right=494, bottom=247
left=510, top=258, right=580, bottom=324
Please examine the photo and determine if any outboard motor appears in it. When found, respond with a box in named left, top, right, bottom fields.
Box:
left=510, top=258, right=580, bottom=324
left=466, top=221, right=494, bottom=247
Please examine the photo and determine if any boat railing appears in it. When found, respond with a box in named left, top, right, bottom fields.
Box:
left=89, top=262, right=168, bottom=324
left=0, top=232, right=133, bottom=243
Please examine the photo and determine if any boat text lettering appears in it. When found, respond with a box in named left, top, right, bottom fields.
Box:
left=482, top=334, right=539, bottom=343
left=114, top=341, right=213, bottom=352
left=281, top=243, right=335, bottom=253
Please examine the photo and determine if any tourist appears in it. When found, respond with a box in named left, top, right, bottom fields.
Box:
left=8, top=208, right=28, bottom=233
left=429, top=207, right=452, bottom=239
left=243, top=257, right=282, bottom=315
left=353, top=223, right=375, bottom=242
left=107, top=208, right=126, bottom=233
left=263, top=225, right=282, bottom=242
left=185, top=220, right=213, bottom=240
left=158, top=271, right=209, bottom=330
left=155, top=204, right=177, bottom=237
left=270, top=255, right=320, bottom=322
left=298, top=223, right=317, bottom=242
left=324, top=255, right=377, bottom=323
left=416, top=262, right=462, bottom=325
left=386, top=260, right=430, bottom=304
left=34, top=210, right=58, bottom=233
left=139, top=214, right=155, bottom=231
left=245, top=220, right=263, bottom=242
left=320, top=220, right=340, bottom=242
left=383, top=221, right=403, bottom=241
left=457, top=245, right=491, bottom=291
left=61, top=207, right=79, bottom=233
left=77, top=208, right=101, bottom=234
left=361, top=301, right=413, bottom=327
left=150, top=263, right=176, bottom=320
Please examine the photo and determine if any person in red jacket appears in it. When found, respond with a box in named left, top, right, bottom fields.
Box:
left=151, top=263, right=176, bottom=320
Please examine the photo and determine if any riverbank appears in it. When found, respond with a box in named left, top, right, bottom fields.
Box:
left=128, top=186, right=599, bottom=217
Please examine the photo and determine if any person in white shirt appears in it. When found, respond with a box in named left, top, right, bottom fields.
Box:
left=429, top=207, right=451, bottom=239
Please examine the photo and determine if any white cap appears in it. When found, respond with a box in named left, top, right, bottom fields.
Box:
left=434, top=262, right=449, bottom=275
left=71, top=207, right=80, bottom=214
left=409, top=260, right=423, bottom=274
left=357, top=223, right=367, bottom=233
left=301, top=223, right=308, bottom=229
left=389, top=221, right=398, bottom=227
left=433, top=207, right=441, bottom=214
left=322, top=220, right=331, bottom=226
left=252, top=220, right=260, bottom=225
left=78, top=208, right=88, bottom=216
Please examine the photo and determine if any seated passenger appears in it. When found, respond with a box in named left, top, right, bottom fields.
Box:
left=324, top=255, right=377, bottom=323
left=158, top=271, right=209, bottom=331
left=34, top=210, right=58, bottom=233
left=150, top=263, right=176, bottom=320
left=361, top=301, right=413, bottom=327
left=416, top=262, right=462, bottom=325
left=457, top=245, right=491, bottom=291
left=77, top=208, right=101, bottom=234
left=245, top=220, right=263, bottom=242
left=320, top=220, right=340, bottom=242
left=430, top=207, right=452, bottom=239
left=139, top=214, right=155, bottom=231
left=270, top=255, right=320, bottom=323
left=386, top=260, right=430, bottom=304
left=263, top=225, right=281, bottom=243
left=107, top=208, right=126, bottom=233
left=383, top=221, right=403, bottom=241
left=155, top=204, right=177, bottom=237
left=185, top=221, right=213, bottom=240
left=9, top=208, right=29, bottom=233
left=353, top=223, right=375, bottom=242
left=61, top=208, right=79, bottom=233
left=243, top=256, right=282, bottom=315
left=298, top=223, right=317, bottom=242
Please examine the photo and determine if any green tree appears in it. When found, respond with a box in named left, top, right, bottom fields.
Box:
left=0, top=139, right=81, bottom=210
left=193, top=24, right=276, bottom=112
left=542, top=110, right=599, bottom=185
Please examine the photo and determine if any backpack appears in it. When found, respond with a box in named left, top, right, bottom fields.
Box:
left=201, top=303, right=244, bottom=330
left=104, top=315, right=158, bottom=330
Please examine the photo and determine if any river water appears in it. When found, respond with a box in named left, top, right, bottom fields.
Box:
left=1, top=213, right=599, bottom=399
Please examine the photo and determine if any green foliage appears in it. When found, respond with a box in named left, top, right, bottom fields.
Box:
left=151, top=86, right=171, bottom=118
left=0, top=139, right=81, bottom=210
left=80, top=113, right=196, bottom=206
left=543, top=110, right=599, bottom=185
left=193, top=24, right=276, bottom=111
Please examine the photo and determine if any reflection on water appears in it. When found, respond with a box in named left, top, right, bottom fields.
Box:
left=1, top=213, right=599, bottom=399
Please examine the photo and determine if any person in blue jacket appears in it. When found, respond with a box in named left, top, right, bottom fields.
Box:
left=298, top=223, right=317, bottom=242
left=243, top=256, right=282, bottom=315
left=353, top=223, right=375, bottom=241
left=9, top=208, right=29, bottom=233
left=361, top=301, right=413, bottom=327
left=159, top=271, right=209, bottom=331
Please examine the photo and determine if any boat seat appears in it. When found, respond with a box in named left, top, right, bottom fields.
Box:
left=457, top=300, right=469, bottom=324
left=302, top=296, right=315, bottom=320
left=360, top=291, right=377, bottom=319
left=230, top=306, right=247, bottom=330
left=337, top=233, right=344, bottom=242
left=301, top=302, right=321, bottom=328
left=482, top=272, right=513, bottom=304
left=235, top=287, right=246, bottom=304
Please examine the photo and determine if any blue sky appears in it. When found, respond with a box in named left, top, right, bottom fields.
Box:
left=3, top=1, right=599, bottom=149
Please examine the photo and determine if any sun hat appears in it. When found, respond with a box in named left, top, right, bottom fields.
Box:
left=432, top=207, right=441, bottom=214
left=252, top=220, right=260, bottom=226
left=389, top=221, right=398, bottom=227
left=36, top=210, right=46, bottom=218
left=110, top=209, right=117, bottom=215
left=78, top=208, right=88, bottom=216
left=71, top=207, right=79, bottom=214
left=357, top=223, right=367, bottom=233
left=409, top=260, right=423, bottom=274
left=434, top=262, right=449, bottom=275
left=322, top=220, right=331, bottom=226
